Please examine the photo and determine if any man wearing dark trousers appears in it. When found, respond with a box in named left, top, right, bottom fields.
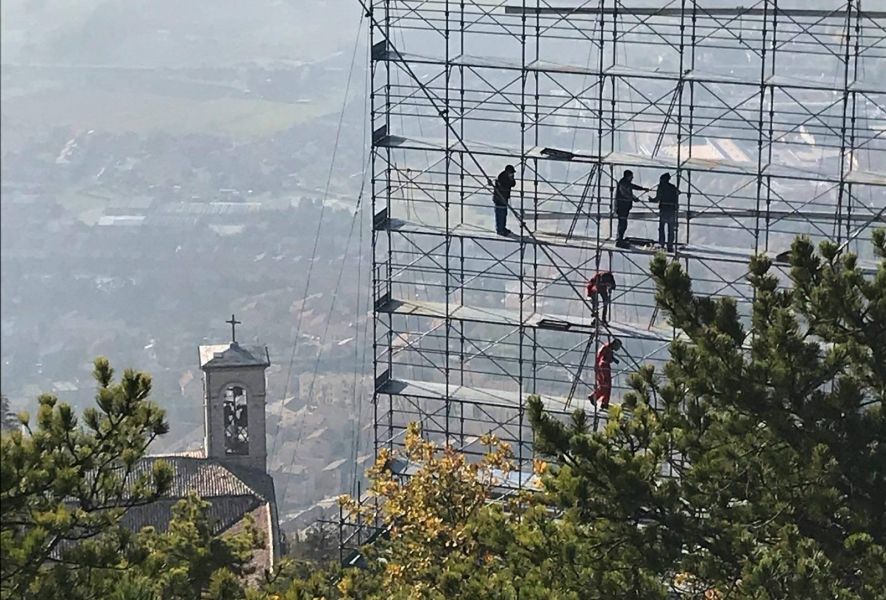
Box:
left=653, top=172, right=679, bottom=252
left=614, top=170, right=648, bottom=248
left=586, top=270, right=616, bottom=325
left=492, top=165, right=516, bottom=236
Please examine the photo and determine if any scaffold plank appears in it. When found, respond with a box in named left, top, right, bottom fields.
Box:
left=378, top=377, right=601, bottom=414
left=845, top=170, right=886, bottom=187
left=377, top=296, right=674, bottom=342
left=377, top=51, right=886, bottom=95
left=383, top=217, right=753, bottom=265
left=375, top=134, right=886, bottom=187
left=767, top=74, right=886, bottom=95
left=386, top=458, right=542, bottom=493
left=430, top=466, right=540, bottom=493
left=380, top=218, right=882, bottom=275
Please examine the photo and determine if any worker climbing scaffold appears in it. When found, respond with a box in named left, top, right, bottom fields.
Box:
left=586, top=270, right=616, bottom=325
left=589, top=338, right=622, bottom=410
left=567, top=271, right=621, bottom=410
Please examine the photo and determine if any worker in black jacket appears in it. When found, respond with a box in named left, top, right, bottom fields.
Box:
left=614, top=170, right=649, bottom=248
left=586, top=270, right=616, bottom=324
left=652, top=172, right=679, bottom=252
left=492, top=165, right=516, bottom=236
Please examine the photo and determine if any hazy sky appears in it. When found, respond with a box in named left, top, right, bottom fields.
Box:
left=1, top=0, right=363, bottom=67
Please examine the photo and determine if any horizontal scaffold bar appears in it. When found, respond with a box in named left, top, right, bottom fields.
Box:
left=503, top=6, right=886, bottom=19
left=532, top=208, right=883, bottom=226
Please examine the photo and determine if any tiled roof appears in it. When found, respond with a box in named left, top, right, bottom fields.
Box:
left=152, top=449, right=205, bottom=459
left=121, top=495, right=262, bottom=536
left=224, top=464, right=277, bottom=506
left=122, top=457, right=280, bottom=561
left=129, top=456, right=266, bottom=500
left=58, top=457, right=280, bottom=569
left=199, top=343, right=270, bottom=369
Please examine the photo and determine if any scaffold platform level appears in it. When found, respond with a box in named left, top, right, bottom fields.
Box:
left=377, top=296, right=674, bottom=342
left=376, top=377, right=601, bottom=459
left=376, top=133, right=886, bottom=188
left=530, top=208, right=884, bottom=225
left=378, top=378, right=602, bottom=421
left=377, top=50, right=886, bottom=95
left=378, top=218, right=882, bottom=274
left=385, top=457, right=543, bottom=496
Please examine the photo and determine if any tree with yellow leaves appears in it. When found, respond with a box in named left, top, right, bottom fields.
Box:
left=269, top=422, right=656, bottom=599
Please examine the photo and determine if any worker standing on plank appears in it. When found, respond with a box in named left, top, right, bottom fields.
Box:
left=589, top=338, right=622, bottom=410
left=491, top=165, right=516, bottom=236
left=586, top=270, right=616, bottom=325
left=614, top=170, right=649, bottom=248
left=652, top=172, right=680, bottom=252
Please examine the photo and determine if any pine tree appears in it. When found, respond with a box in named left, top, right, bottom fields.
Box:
left=0, top=394, right=18, bottom=433
left=113, top=493, right=263, bottom=600
left=528, top=232, right=886, bottom=600
left=0, top=358, right=263, bottom=600
left=1, top=358, right=172, bottom=597
left=27, top=492, right=265, bottom=600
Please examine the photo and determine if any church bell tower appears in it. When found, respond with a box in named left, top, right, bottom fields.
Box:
left=198, top=315, right=271, bottom=473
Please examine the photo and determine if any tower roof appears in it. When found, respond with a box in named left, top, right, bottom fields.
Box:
left=199, top=343, right=270, bottom=370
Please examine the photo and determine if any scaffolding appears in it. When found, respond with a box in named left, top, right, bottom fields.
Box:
left=363, top=0, right=885, bottom=530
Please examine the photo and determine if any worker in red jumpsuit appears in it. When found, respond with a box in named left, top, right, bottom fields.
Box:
left=586, top=271, right=616, bottom=324
left=589, top=338, right=622, bottom=410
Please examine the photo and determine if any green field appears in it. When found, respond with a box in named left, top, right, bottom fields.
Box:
left=3, top=87, right=340, bottom=137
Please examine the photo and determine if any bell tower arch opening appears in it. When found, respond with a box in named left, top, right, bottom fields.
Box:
left=223, top=385, right=249, bottom=455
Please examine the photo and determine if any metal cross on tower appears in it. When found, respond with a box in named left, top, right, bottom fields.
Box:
left=226, top=314, right=241, bottom=345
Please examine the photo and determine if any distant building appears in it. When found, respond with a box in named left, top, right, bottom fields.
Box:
left=123, top=320, right=283, bottom=575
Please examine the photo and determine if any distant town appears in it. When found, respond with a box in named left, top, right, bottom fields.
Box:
left=1, top=0, right=372, bottom=532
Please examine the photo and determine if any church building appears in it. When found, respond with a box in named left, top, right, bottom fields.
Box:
left=123, top=316, right=282, bottom=573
